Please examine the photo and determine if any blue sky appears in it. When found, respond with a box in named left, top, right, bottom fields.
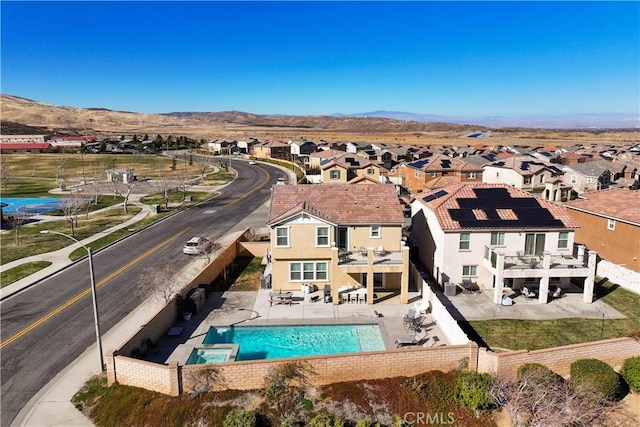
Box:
left=2, top=1, right=639, bottom=117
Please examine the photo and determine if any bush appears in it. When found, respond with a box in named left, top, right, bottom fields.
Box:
left=308, top=412, right=345, bottom=427
left=454, top=371, right=494, bottom=410
left=223, top=408, right=257, bottom=427
left=620, top=356, right=640, bottom=393
left=570, top=359, right=621, bottom=401
left=517, top=363, right=561, bottom=386
left=355, top=419, right=381, bottom=427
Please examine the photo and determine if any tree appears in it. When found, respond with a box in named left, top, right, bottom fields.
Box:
left=120, top=181, right=138, bottom=214
left=171, top=157, right=177, bottom=171
left=195, top=155, right=213, bottom=181
left=55, top=157, right=67, bottom=183
left=7, top=211, right=27, bottom=245
left=60, top=192, right=88, bottom=236
left=154, top=176, right=177, bottom=208
left=135, top=264, right=181, bottom=304
left=0, top=156, right=11, bottom=189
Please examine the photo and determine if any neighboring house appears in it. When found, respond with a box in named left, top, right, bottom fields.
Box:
left=345, top=141, right=372, bottom=154
left=562, top=160, right=613, bottom=194
left=289, top=140, right=318, bottom=157
left=482, top=154, right=564, bottom=193
left=267, top=184, right=410, bottom=304
left=252, top=140, right=290, bottom=160
left=565, top=188, right=640, bottom=279
left=308, top=149, right=345, bottom=170
left=411, top=184, right=597, bottom=305
left=0, top=134, right=48, bottom=144
left=205, top=138, right=236, bottom=155
left=320, top=152, right=387, bottom=184
left=396, top=154, right=483, bottom=193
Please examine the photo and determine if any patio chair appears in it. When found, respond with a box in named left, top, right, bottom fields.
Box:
left=522, top=287, right=537, bottom=300
left=359, top=246, right=368, bottom=257
left=340, top=292, right=349, bottom=304
left=422, top=337, right=437, bottom=347
left=407, top=315, right=424, bottom=332
left=403, top=308, right=417, bottom=326
left=358, top=292, right=366, bottom=304
left=374, top=245, right=386, bottom=256
left=395, top=329, right=429, bottom=347
left=551, top=286, right=562, bottom=299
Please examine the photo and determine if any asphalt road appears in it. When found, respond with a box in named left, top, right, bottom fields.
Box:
left=0, top=159, right=286, bottom=426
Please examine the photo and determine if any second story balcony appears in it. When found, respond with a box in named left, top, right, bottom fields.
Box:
left=337, top=246, right=406, bottom=267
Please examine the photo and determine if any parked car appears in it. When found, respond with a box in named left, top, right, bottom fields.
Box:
left=183, top=237, right=212, bottom=255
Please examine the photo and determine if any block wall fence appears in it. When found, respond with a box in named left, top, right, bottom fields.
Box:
left=106, top=229, right=640, bottom=396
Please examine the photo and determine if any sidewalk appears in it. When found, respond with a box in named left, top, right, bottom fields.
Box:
left=6, top=162, right=293, bottom=426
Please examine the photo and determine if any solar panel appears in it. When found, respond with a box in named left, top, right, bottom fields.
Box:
left=410, top=159, right=428, bottom=169
left=440, top=160, right=452, bottom=169
left=422, top=189, right=448, bottom=202
left=450, top=189, right=564, bottom=228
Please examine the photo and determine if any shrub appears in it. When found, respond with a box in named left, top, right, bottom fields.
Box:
left=261, top=361, right=317, bottom=421
left=570, top=359, right=621, bottom=401
left=223, top=408, right=257, bottom=427
left=455, top=371, right=494, bottom=410
left=517, top=363, right=561, bottom=386
left=308, top=412, right=345, bottom=427
left=355, top=419, right=381, bottom=427
left=620, top=356, right=640, bottom=393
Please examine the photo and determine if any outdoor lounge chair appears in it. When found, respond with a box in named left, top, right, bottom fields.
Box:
left=403, top=308, right=417, bottom=326
left=522, top=287, right=537, bottom=300
left=422, top=337, right=437, bottom=347
left=551, top=286, right=562, bottom=299
left=395, top=330, right=429, bottom=347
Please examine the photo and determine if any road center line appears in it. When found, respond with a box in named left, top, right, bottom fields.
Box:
left=0, top=228, right=190, bottom=349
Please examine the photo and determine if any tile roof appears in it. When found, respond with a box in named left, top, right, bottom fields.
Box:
left=417, top=183, right=578, bottom=230
left=564, top=188, right=640, bottom=225
left=268, top=184, right=404, bottom=226
left=407, top=153, right=482, bottom=172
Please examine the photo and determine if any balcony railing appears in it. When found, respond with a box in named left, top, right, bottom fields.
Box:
left=337, top=249, right=404, bottom=265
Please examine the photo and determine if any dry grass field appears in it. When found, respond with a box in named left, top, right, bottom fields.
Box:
left=2, top=94, right=638, bottom=146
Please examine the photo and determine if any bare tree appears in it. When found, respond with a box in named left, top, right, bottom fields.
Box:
left=135, top=265, right=180, bottom=304
left=194, top=155, right=213, bottom=181
left=154, top=176, right=177, bottom=209
left=120, top=181, right=138, bottom=213
left=0, top=156, right=11, bottom=190
left=55, top=157, right=67, bottom=183
left=7, top=212, right=28, bottom=245
left=174, top=170, right=194, bottom=203
left=60, top=192, right=88, bottom=236
left=490, top=372, right=618, bottom=427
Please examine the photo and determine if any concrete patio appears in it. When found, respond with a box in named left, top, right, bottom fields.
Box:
left=445, top=287, right=625, bottom=321
left=148, top=288, right=446, bottom=366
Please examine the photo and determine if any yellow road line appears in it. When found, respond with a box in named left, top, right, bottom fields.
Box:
left=0, top=228, right=190, bottom=349
left=224, top=166, right=271, bottom=207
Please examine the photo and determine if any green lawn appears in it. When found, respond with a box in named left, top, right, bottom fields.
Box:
left=0, top=261, right=52, bottom=288
left=469, top=279, right=640, bottom=350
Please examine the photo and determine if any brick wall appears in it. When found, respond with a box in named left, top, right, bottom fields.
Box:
left=477, top=337, right=640, bottom=379
left=117, top=302, right=177, bottom=357
left=181, top=343, right=479, bottom=393
left=110, top=356, right=180, bottom=395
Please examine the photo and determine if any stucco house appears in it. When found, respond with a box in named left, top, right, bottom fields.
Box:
left=562, top=160, right=613, bottom=194
left=565, top=188, right=640, bottom=290
left=395, top=154, right=483, bottom=193
left=267, top=184, right=410, bottom=304
left=320, top=152, right=387, bottom=184
left=411, top=184, right=597, bottom=305
left=482, top=154, right=564, bottom=193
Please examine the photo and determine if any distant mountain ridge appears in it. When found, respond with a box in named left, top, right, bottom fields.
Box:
left=344, top=110, right=639, bottom=129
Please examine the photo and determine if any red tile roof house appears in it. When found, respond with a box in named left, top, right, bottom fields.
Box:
left=267, top=184, right=410, bottom=305
left=411, top=184, right=598, bottom=305
left=564, top=188, right=640, bottom=291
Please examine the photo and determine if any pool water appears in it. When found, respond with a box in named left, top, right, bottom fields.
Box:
left=187, top=348, right=234, bottom=364
left=0, top=197, right=62, bottom=215
left=203, top=324, right=385, bottom=361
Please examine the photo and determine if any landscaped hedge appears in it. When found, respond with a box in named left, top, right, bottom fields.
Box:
left=454, top=371, right=495, bottom=410
left=570, top=359, right=621, bottom=401
left=517, top=363, right=561, bottom=385
left=222, top=408, right=257, bottom=427
left=620, top=356, right=640, bottom=393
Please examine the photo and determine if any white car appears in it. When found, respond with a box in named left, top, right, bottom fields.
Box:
left=183, top=237, right=212, bottom=255
left=248, top=160, right=257, bottom=165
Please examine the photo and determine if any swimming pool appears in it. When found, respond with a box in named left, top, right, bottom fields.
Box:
left=202, top=324, right=385, bottom=361
left=187, top=347, right=235, bottom=365
left=0, top=197, right=62, bottom=215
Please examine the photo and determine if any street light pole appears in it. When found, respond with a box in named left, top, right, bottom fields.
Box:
left=40, top=230, right=104, bottom=371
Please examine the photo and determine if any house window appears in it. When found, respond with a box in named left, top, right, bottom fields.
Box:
left=289, top=261, right=328, bottom=281
left=431, top=172, right=438, bottom=177
left=459, top=232, right=470, bottom=250
left=524, top=233, right=546, bottom=256
left=558, top=231, right=569, bottom=249
left=586, top=177, right=593, bottom=183
left=330, top=170, right=340, bottom=180
left=462, top=265, right=478, bottom=276
left=367, top=168, right=375, bottom=175
left=570, top=175, right=577, bottom=184
left=316, top=227, right=329, bottom=247
left=539, top=174, right=545, bottom=184
left=370, top=225, right=381, bottom=238
left=275, top=227, right=289, bottom=247
left=523, top=176, right=532, bottom=185
left=414, top=169, right=421, bottom=178
left=490, top=232, right=505, bottom=246
left=466, top=172, right=477, bottom=179
left=607, top=219, right=616, bottom=230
